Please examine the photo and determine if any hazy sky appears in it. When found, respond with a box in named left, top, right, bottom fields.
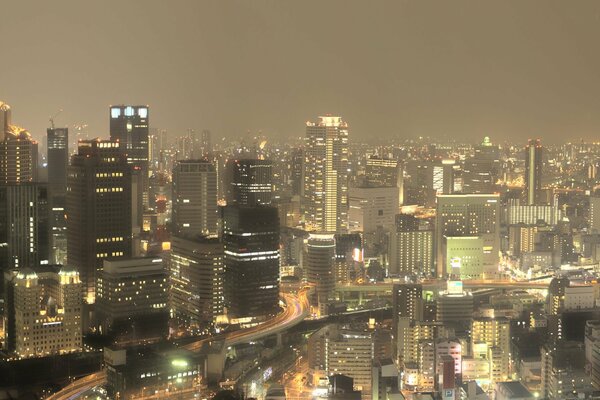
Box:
left=2, top=0, right=600, bottom=144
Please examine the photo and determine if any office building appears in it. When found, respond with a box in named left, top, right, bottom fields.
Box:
left=389, top=214, right=433, bottom=276
left=172, top=160, right=218, bottom=236
left=229, top=158, right=272, bottom=206
left=109, top=105, right=149, bottom=174
left=47, top=127, right=69, bottom=264
left=0, top=102, right=38, bottom=185
left=506, top=200, right=561, bottom=226
left=462, top=137, right=500, bottom=194
left=435, top=194, right=500, bottom=278
left=303, top=115, right=349, bottom=233
left=67, top=140, right=132, bottom=303
left=436, top=281, right=474, bottom=335
left=525, top=139, right=543, bottom=205
left=306, top=233, right=336, bottom=315
left=96, top=257, right=168, bottom=337
left=222, top=205, right=280, bottom=322
left=365, top=155, right=403, bottom=207
left=348, top=185, right=398, bottom=234
left=0, top=184, right=50, bottom=273
left=169, top=236, right=224, bottom=331
left=325, top=330, right=374, bottom=397
left=443, top=236, right=485, bottom=279
left=4, top=266, right=82, bottom=358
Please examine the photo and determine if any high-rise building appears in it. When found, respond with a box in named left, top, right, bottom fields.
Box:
left=392, top=283, right=423, bottom=339
left=172, top=160, right=218, bottom=236
left=168, top=236, right=224, bottom=332
left=109, top=105, right=149, bottom=174
left=200, top=129, right=212, bottom=156
left=229, top=158, right=273, bottom=206
left=303, top=115, right=349, bottom=233
left=47, top=127, right=69, bottom=264
left=4, top=266, right=82, bottom=358
left=0, top=184, right=50, bottom=274
left=0, top=116, right=38, bottom=185
left=222, top=205, right=280, bottom=322
left=325, top=329, right=374, bottom=396
left=471, top=317, right=510, bottom=385
left=436, top=281, right=474, bottom=336
left=462, top=136, right=500, bottom=194
left=67, top=140, right=132, bottom=303
left=306, top=233, right=336, bottom=315
left=109, top=105, right=149, bottom=210
left=525, top=138, right=543, bottom=205
left=96, top=257, right=168, bottom=337
left=435, top=194, right=500, bottom=278
left=389, top=214, right=433, bottom=276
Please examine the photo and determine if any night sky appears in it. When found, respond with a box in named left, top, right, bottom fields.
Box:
left=2, top=0, right=600, bottom=144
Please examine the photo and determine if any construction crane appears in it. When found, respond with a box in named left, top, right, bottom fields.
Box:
left=49, top=109, right=63, bottom=130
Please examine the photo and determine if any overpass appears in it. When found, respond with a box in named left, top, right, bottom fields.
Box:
left=46, top=289, right=311, bottom=399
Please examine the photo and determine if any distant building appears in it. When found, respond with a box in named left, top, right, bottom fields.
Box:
left=462, top=136, right=500, bottom=194
left=525, top=139, right=543, bottom=205
left=229, top=158, right=273, bottom=206
left=172, top=160, right=218, bottom=236
left=306, top=233, right=336, bottom=316
left=4, top=266, right=82, bottom=358
left=389, top=214, right=433, bottom=276
left=348, top=185, right=398, bottom=233
left=47, top=127, right=69, bottom=265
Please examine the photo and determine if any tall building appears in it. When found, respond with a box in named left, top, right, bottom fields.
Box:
left=109, top=105, right=149, bottom=174
left=471, top=317, right=510, bottom=385
left=590, top=195, right=600, bottom=233
left=96, top=257, right=168, bottom=337
left=525, top=138, right=543, bottom=205
left=0, top=103, right=38, bottom=185
left=4, top=266, right=82, bottom=358
left=306, top=233, right=336, bottom=315
left=392, top=283, right=423, bottom=339
left=303, top=115, right=349, bottom=233
left=462, top=136, right=500, bottom=194
left=229, top=158, right=273, bottom=206
left=47, top=127, right=69, bottom=264
left=200, top=129, right=212, bottom=156
left=388, top=214, right=433, bottom=276
left=435, top=194, right=500, bottom=278
left=0, top=184, right=50, bottom=273
left=109, top=105, right=149, bottom=210
left=168, top=236, right=224, bottom=332
left=172, top=160, right=218, bottom=236
left=222, top=205, right=280, bottom=322
left=67, top=140, right=132, bottom=303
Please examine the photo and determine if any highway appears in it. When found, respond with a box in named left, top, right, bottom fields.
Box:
left=46, top=289, right=310, bottom=400
left=45, top=371, right=107, bottom=400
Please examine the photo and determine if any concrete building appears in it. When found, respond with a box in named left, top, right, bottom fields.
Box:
left=389, top=214, right=433, bottom=276
left=525, top=139, right=543, bottom=205
left=471, top=317, right=510, bottom=386
left=306, top=233, right=336, bottom=315
left=172, top=160, right=218, bottom=236
left=96, top=257, right=168, bottom=337
left=435, top=194, right=500, bottom=278
left=4, top=266, right=82, bottom=358
left=348, top=185, right=398, bottom=234
left=229, top=158, right=273, bottom=206
left=462, top=137, right=500, bottom=194
left=591, top=196, right=600, bottom=234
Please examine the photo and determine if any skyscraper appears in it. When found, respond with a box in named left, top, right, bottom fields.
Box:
left=67, top=140, right=132, bottom=303
left=47, top=127, right=69, bottom=264
left=0, top=101, right=38, bottom=185
left=303, top=115, right=349, bottom=233
left=306, top=233, right=336, bottom=315
left=168, top=236, right=224, bottom=332
left=525, top=138, right=543, bottom=205
left=172, top=160, right=218, bottom=236
left=222, top=205, right=280, bottom=322
left=389, top=214, right=433, bottom=276
left=435, top=194, right=500, bottom=278
left=462, top=136, right=500, bottom=194
left=229, top=158, right=273, bottom=206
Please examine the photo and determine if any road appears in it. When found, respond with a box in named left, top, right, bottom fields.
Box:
left=46, top=289, right=310, bottom=400
left=45, top=371, right=107, bottom=400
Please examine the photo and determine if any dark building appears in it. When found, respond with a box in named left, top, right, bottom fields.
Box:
left=525, top=138, right=543, bottom=205
left=0, top=184, right=50, bottom=275
left=47, top=127, right=68, bottom=264
left=229, top=158, right=273, bottom=206
left=462, top=136, right=500, bottom=194
left=67, top=140, right=132, bottom=303
left=392, top=283, right=423, bottom=339
left=222, top=205, right=280, bottom=321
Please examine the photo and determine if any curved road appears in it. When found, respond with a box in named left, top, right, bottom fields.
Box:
left=46, top=289, right=310, bottom=400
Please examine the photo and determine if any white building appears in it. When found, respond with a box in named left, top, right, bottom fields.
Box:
left=348, top=186, right=398, bottom=234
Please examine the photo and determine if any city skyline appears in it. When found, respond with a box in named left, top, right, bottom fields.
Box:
left=2, top=1, right=600, bottom=144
